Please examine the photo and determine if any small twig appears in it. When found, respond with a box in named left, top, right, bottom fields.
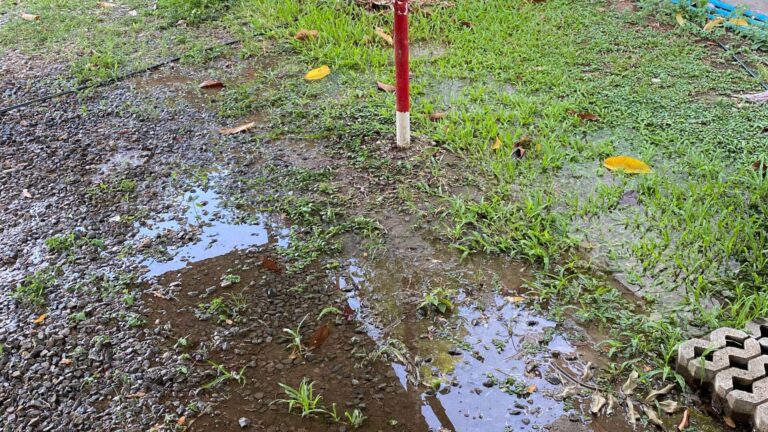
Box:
left=551, top=361, right=599, bottom=391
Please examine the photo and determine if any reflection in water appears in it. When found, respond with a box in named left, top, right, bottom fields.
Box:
left=334, top=251, right=584, bottom=430
left=137, top=187, right=288, bottom=278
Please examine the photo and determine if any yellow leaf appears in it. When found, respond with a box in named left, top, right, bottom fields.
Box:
left=526, top=384, right=538, bottom=393
left=675, top=13, right=686, bottom=26
left=506, top=296, right=525, bottom=303
left=305, top=65, right=330, bottom=81
left=33, top=313, right=47, bottom=324
left=294, top=29, right=318, bottom=41
left=703, top=17, right=724, bottom=31
left=21, top=13, right=40, bottom=21
left=491, top=137, right=502, bottom=151
left=97, top=2, right=117, bottom=8
left=603, top=156, right=652, bottom=174
left=218, top=121, right=257, bottom=135
left=374, top=27, right=394, bottom=46
left=729, top=17, right=749, bottom=27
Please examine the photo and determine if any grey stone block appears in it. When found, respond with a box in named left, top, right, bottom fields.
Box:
left=708, top=327, right=751, bottom=347
left=687, top=337, right=761, bottom=386
left=725, top=376, right=768, bottom=416
left=754, top=403, right=768, bottom=432
left=747, top=319, right=768, bottom=341
left=714, top=355, right=768, bottom=402
left=676, top=338, right=724, bottom=383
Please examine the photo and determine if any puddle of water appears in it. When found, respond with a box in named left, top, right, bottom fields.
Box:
left=333, top=244, right=623, bottom=431
left=136, top=185, right=289, bottom=278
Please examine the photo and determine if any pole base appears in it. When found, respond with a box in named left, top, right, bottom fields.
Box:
left=396, top=111, right=410, bottom=148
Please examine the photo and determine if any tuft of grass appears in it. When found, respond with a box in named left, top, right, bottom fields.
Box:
left=13, top=269, right=56, bottom=306
left=275, top=378, right=324, bottom=417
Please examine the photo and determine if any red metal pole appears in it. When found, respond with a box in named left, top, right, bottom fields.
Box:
left=394, top=0, right=410, bottom=148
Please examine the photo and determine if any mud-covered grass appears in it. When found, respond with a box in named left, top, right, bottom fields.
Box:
left=208, top=0, right=768, bottom=392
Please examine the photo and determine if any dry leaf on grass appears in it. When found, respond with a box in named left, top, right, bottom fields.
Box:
left=199, top=80, right=224, bottom=89
left=376, top=81, right=396, bottom=93
left=294, top=29, right=318, bottom=40
left=307, top=325, right=331, bottom=350
left=621, top=371, right=639, bottom=395
left=97, top=2, right=117, bottom=8
left=375, top=27, right=394, bottom=45
left=568, top=109, right=600, bottom=121
left=606, top=394, right=619, bottom=415
left=33, top=314, right=47, bottom=324
left=604, top=156, right=652, bottom=174
left=753, top=160, right=767, bottom=177
left=491, top=137, right=502, bottom=151
left=704, top=17, right=724, bottom=31
left=643, top=405, right=664, bottom=428
left=305, top=65, right=331, bottom=81
left=21, top=13, right=40, bottom=21
left=645, top=383, right=675, bottom=402
left=729, top=17, right=749, bottom=26
left=218, top=121, right=257, bottom=135
left=658, top=399, right=684, bottom=414
left=675, top=13, right=686, bottom=26
left=460, top=20, right=473, bottom=27
left=590, top=392, right=607, bottom=415
left=429, top=112, right=447, bottom=121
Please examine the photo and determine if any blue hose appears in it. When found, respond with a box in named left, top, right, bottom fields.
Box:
left=670, top=0, right=768, bottom=28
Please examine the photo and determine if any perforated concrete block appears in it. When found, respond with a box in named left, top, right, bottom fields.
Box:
left=677, top=338, right=725, bottom=382
left=708, top=327, right=751, bottom=346
left=725, top=376, right=768, bottom=416
left=747, top=319, right=768, bottom=341
left=714, top=355, right=768, bottom=402
left=754, top=403, right=768, bottom=432
left=688, top=338, right=761, bottom=386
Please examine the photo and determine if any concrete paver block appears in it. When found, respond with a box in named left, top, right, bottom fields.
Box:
left=708, top=327, right=751, bottom=347
left=754, top=403, right=768, bottom=432
left=687, top=338, right=761, bottom=385
left=677, top=338, right=725, bottom=383
left=747, top=319, right=768, bottom=340
left=714, top=355, right=768, bottom=402
left=725, top=376, right=768, bottom=416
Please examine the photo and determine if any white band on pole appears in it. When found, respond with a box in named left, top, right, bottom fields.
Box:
left=396, top=111, right=410, bottom=148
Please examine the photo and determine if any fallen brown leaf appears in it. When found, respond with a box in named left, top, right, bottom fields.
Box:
left=376, top=81, right=396, bottom=93
left=753, top=160, right=767, bottom=177
left=294, top=29, right=319, bottom=40
left=491, top=137, right=502, bottom=151
left=60, top=358, right=73, bottom=365
left=126, top=392, right=147, bottom=398
left=568, top=109, right=600, bottom=121
left=724, top=416, right=736, bottom=428
left=429, top=112, right=447, bottom=121
left=177, top=416, right=186, bottom=426
left=460, top=20, right=473, bottom=27
left=526, top=384, right=537, bottom=394
left=21, top=13, right=40, bottom=21
left=677, top=409, right=689, bottom=431
left=97, top=2, right=117, bottom=8
left=199, top=80, right=224, bottom=89
left=375, top=27, right=394, bottom=45
left=307, top=324, right=331, bottom=350
left=261, top=257, right=281, bottom=274
left=33, top=313, right=47, bottom=324
left=219, top=121, right=257, bottom=135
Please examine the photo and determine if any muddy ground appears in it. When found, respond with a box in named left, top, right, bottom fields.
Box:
left=0, top=29, right=734, bottom=432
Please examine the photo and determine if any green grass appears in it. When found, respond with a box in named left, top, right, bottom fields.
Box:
left=215, top=0, right=768, bottom=382
left=7, top=0, right=768, bottom=391
left=13, top=268, right=57, bottom=306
